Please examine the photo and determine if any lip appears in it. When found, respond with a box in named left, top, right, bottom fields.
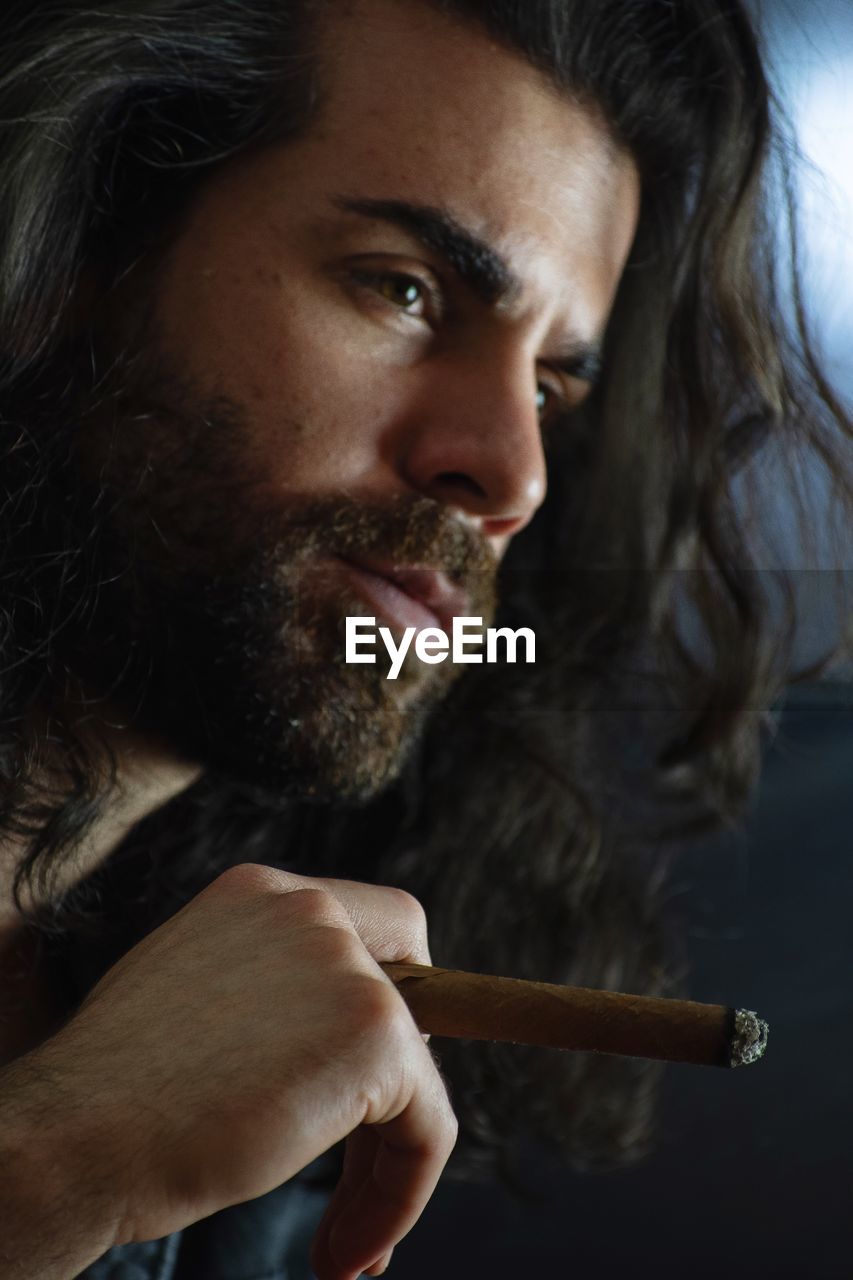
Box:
left=335, top=554, right=471, bottom=635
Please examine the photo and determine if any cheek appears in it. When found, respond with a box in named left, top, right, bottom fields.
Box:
left=156, top=270, right=372, bottom=462
left=150, top=224, right=414, bottom=490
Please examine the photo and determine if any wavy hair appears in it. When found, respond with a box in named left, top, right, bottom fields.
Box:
left=1, top=0, right=850, bottom=1187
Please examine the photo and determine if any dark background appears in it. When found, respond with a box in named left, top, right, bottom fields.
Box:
left=393, top=3, right=853, bottom=1274
left=393, top=682, right=853, bottom=1278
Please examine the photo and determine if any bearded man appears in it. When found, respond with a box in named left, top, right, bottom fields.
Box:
left=0, top=2, right=849, bottom=1278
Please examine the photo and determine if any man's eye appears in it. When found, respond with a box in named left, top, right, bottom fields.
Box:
left=536, top=380, right=564, bottom=423
left=379, top=274, right=425, bottom=310
left=353, top=270, right=433, bottom=317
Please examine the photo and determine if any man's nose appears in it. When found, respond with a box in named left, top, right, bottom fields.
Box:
left=396, top=353, right=548, bottom=541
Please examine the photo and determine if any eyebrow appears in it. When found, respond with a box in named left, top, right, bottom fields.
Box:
left=331, top=194, right=604, bottom=386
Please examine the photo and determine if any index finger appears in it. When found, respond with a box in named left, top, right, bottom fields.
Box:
left=282, top=872, right=433, bottom=968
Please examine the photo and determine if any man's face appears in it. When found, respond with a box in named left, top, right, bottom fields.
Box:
left=74, top=0, right=639, bottom=804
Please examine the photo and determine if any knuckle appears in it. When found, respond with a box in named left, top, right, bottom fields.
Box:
left=425, top=1119, right=458, bottom=1166
left=443, top=1106, right=460, bottom=1149
left=428, top=1072, right=459, bottom=1151
left=208, top=862, right=282, bottom=894
left=386, top=886, right=429, bottom=936
left=276, top=885, right=350, bottom=928
left=431, top=1114, right=459, bottom=1165
left=338, top=978, right=424, bottom=1064
left=207, top=867, right=341, bottom=920
left=352, top=977, right=407, bottom=1037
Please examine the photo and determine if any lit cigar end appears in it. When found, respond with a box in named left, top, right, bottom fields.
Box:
left=729, top=1008, right=769, bottom=1068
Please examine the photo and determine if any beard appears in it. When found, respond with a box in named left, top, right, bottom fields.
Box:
left=59, top=346, right=499, bottom=808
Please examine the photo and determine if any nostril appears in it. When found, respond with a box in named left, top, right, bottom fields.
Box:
left=434, top=472, right=487, bottom=499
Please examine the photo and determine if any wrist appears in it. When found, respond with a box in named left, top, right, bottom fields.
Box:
left=0, top=1045, right=126, bottom=1278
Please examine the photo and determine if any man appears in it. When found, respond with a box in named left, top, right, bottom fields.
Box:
left=0, top=0, right=849, bottom=1277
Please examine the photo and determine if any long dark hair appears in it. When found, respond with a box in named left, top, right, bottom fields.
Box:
left=1, top=0, right=850, bottom=1187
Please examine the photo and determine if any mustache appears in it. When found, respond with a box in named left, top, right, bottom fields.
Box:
left=95, top=355, right=500, bottom=611
left=246, top=491, right=500, bottom=612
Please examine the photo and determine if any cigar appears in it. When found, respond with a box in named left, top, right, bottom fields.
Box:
left=381, top=963, right=768, bottom=1068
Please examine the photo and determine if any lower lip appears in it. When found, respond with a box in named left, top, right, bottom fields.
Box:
left=334, top=557, right=444, bottom=632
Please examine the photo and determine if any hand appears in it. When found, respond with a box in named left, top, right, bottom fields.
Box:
left=35, top=863, right=457, bottom=1280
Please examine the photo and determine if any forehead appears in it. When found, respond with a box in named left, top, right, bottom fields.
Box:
left=305, top=0, right=640, bottom=315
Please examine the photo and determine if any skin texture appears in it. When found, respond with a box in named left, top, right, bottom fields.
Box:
left=0, top=866, right=451, bottom=1280
left=0, top=3, right=640, bottom=1279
